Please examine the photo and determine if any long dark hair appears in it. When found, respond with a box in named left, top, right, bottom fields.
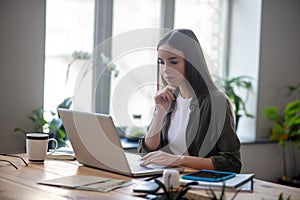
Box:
left=157, top=29, right=218, bottom=98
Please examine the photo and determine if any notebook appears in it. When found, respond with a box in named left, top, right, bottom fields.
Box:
left=180, top=173, right=255, bottom=192
left=58, top=109, right=183, bottom=177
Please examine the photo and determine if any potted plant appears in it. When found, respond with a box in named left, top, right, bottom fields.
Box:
left=14, top=97, right=72, bottom=148
left=214, top=75, right=254, bottom=129
left=148, top=179, right=197, bottom=200
left=263, top=82, right=300, bottom=187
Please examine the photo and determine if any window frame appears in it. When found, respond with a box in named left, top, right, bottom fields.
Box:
left=93, top=0, right=177, bottom=114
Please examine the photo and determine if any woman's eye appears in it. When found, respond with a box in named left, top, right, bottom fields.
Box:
left=158, top=60, right=164, bottom=65
left=170, top=61, right=178, bottom=65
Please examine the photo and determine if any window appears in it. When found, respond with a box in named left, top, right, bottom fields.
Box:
left=174, top=0, right=228, bottom=76
left=44, top=0, right=94, bottom=113
left=110, top=0, right=161, bottom=127
left=109, top=0, right=227, bottom=128
left=112, top=0, right=160, bottom=35
left=44, top=0, right=229, bottom=132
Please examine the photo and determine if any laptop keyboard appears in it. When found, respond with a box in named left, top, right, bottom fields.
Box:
left=129, top=163, right=153, bottom=171
left=125, top=153, right=151, bottom=171
left=125, top=152, right=166, bottom=172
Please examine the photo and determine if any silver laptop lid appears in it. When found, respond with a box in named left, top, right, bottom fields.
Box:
left=58, top=109, right=132, bottom=176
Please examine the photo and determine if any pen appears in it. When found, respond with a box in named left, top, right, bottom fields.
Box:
left=144, top=174, right=162, bottom=181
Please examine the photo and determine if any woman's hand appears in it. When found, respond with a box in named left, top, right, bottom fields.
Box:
left=142, top=86, right=176, bottom=151
left=140, top=151, right=182, bottom=167
left=154, top=86, right=176, bottom=112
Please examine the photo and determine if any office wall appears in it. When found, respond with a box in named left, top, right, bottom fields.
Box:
left=0, top=0, right=46, bottom=153
left=257, top=0, right=300, bottom=137
left=239, top=0, right=300, bottom=182
left=241, top=142, right=300, bottom=182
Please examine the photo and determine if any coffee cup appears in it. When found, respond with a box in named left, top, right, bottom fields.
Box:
left=26, top=133, right=58, bottom=162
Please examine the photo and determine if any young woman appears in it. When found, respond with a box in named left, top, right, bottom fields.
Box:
left=138, top=29, right=241, bottom=173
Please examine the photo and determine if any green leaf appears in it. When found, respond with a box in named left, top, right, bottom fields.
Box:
left=245, top=113, right=254, bottom=118
left=213, top=75, right=254, bottom=119
left=278, top=193, right=283, bottom=200
left=263, top=107, right=281, bottom=122
left=13, top=128, right=27, bottom=134
left=57, top=129, right=66, bottom=139
left=270, top=124, right=284, bottom=140
left=290, top=130, right=300, bottom=137
left=58, top=97, right=72, bottom=109
left=285, top=101, right=300, bottom=115
left=285, top=115, right=300, bottom=127
left=13, top=106, right=68, bottom=147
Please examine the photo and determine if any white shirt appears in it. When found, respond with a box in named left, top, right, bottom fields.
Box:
left=167, top=93, right=192, bottom=155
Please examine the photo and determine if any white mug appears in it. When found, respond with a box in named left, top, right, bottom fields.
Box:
left=26, top=133, right=58, bottom=162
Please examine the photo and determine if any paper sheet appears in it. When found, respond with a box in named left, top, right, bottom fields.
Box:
left=38, top=175, right=133, bottom=192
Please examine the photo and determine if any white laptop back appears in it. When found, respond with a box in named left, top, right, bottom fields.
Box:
left=58, top=109, right=181, bottom=177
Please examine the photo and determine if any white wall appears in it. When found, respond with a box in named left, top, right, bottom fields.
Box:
left=241, top=142, right=300, bottom=182
left=0, top=0, right=46, bottom=153
left=237, top=0, right=300, bottom=182
left=257, top=0, right=300, bottom=137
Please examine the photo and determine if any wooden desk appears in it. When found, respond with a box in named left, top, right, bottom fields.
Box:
left=186, top=179, right=300, bottom=200
left=0, top=154, right=299, bottom=200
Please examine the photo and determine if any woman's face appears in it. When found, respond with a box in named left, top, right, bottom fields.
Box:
left=157, top=44, right=185, bottom=87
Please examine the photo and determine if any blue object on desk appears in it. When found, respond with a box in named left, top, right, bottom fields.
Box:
left=181, top=169, right=236, bottom=182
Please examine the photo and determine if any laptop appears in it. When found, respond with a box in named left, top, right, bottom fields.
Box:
left=58, top=108, right=183, bottom=177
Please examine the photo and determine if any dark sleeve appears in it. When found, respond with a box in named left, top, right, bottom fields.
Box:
left=209, top=99, right=242, bottom=173
left=137, top=136, right=155, bottom=155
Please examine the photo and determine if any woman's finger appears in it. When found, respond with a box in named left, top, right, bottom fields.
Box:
left=141, top=151, right=157, bottom=160
left=161, top=87, right=175, bottom=101
left=140, top=151, right=161, bottom=164
left=155, top=90, right=172, bottom=102
left=162, top=92, right=173, bottom=102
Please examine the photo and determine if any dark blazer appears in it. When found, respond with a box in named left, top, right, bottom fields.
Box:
left=138, top=90, right=242, bottom=173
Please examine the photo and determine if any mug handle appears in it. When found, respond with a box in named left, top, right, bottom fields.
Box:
left=47, top=138, right=58, bottom=155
